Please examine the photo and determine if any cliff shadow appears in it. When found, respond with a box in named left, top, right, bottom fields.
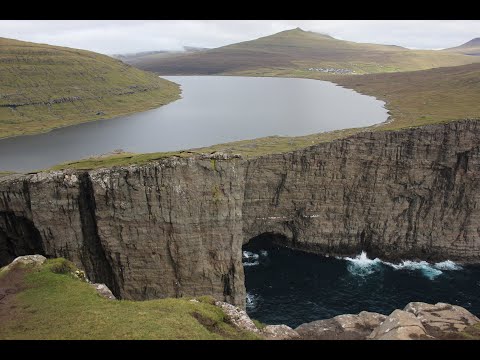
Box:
left=0, top=211, right=45, bottom=267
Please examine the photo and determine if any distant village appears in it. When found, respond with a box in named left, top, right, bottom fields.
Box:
left=307, top=67, right=355, bottom=74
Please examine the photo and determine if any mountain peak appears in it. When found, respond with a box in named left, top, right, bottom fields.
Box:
left=277, top=28, right=334, bottom=39
left=456, top=37, right=480, bottom=48
left=465, top=38, right=480, bottom=46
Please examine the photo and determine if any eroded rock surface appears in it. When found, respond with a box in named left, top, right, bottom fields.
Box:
left=215, top=301, right=259, bottom=333
left=367, top=309, right=429, bottom=340
left=0, top=255, right=46, bottom=273
left=295, top=311, right=386, bottom=340
left=404, top=302, right=480, bottom=337
left=261, top=325, right=300, bottom=340
left=295, top=302, right=480, bottom=340
left=91, top=283, right=116, bottom=300
left=1, top=120, right=480, bottom=305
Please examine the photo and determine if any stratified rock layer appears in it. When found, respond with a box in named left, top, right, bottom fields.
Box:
left=1, top=120, right=480, bottom=305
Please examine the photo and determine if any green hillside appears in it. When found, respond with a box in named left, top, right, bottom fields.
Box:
left=0, top=258, right=259, bottom=340
left=132, top=28, right=480, bottom=76
left=0, top=37, right=180, bottom=139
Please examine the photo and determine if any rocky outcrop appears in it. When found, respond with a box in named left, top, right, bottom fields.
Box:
left=296, top=311, right=386, bottom=340
left=295, top=302, right=479, bottom=340
left=367, top=310, right=430, bottom=340
left=215, top=301, right=259, bottom=334
left=0, top=254, right=46, bottom=273
left=91, top=283, right=116, bottom=300
left=261, top=325, right=300, bottom=340
left=216, top=301, right=300, bottom=339
left=1, top=120, right=480, bottom=305
left=404, top=302, right=480, bottom=337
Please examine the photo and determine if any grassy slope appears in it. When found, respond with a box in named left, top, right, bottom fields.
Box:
left=133, top=28, right=480, bottom=76
left=0, top=37, right=180, bottom=139
left=0, top=259, right=259, bottom=340
left=51, top=62, right=480, bottom=171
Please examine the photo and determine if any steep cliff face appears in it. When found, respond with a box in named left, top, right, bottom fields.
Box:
left=1, top=120, right=480, bottom=307
left=242, top=120, right=480, bottom=262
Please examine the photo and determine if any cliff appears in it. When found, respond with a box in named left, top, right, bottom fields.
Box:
left=1, top=120, right=480, bottom=307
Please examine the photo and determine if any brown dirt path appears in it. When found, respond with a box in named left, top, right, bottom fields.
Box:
left=0, top=267, right=27, bottom=328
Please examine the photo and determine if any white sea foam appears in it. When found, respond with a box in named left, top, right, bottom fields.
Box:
left=344, top=251, right=383, bottom=276
left=260, top=250, right=268, bottom=257
left=246, top=293, right=258, bottom=309
left=243, top=261, right=260, bottom=267
left=342, top=251, right=462, bottom=280
left=243, top=251, right=259, bottom=260
left=386, top=260, right=443, bottom=279
left=434, top=260, right=463, bottom=271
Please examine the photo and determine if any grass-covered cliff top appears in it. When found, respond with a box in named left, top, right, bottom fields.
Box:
left=0, top=37, right=180, bottom=139
left=50, top=62, right=480, bottom=171
left=0, top=258, right=259, bottom=340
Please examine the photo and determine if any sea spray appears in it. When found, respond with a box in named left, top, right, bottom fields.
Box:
left=342, top=251, right=462, bottom=279
left=344, top=251, right=383, bottom=276
left=243, top=251, right=259, bottom=260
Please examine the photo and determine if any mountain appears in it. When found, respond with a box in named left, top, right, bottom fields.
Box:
left=131, top=28, right=480, bottom=76
left=111, top=50, right=171, bottom=59
left=0, top=37, right=180, bottom=138
left=113, top=46, right=210, bottom=66
left=445, top=38, right=480, bottom=56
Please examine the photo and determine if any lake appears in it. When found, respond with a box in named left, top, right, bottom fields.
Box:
left=0, top=76, right=388, bottom=172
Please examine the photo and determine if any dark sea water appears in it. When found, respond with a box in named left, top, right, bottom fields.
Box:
left=0, top=76, right=388, bottom=171
left=243, top=242, right=480, bottom=328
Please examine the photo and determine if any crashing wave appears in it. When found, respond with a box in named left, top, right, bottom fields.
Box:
left=385, top=260, right=443, bottom=279
left=246, top=293, right=258, bottom=309
left=342, top=251, right=462, bottom=279
left=344, top=251, right=383, bottom=276
left=243, top=251, right=259, bottom=260
left=434, top=260, right=463, bottom=271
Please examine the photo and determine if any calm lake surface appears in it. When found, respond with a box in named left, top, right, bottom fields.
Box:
left=0, top=76, right=388, bottom=172
left=244, top=241, right=480, bottom=328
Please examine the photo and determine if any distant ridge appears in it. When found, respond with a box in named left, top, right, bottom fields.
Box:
left=445, top=38, right=480, bottom=56
left=130, top=28, right=480, bottom=76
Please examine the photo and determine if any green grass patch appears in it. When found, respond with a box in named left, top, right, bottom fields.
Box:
left=0, top=37, right=181, bottom=139
left=0, top=259, right=260, bottom=340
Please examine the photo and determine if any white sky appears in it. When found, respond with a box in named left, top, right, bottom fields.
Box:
left=0, top=20, right=479, bottom=54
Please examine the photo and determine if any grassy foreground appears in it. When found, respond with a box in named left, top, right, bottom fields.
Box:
left=50, top=62, right=480, bottom=171
left=0, top=37, right=180, bottom=139
left=0, top=259, right=259, bottom=340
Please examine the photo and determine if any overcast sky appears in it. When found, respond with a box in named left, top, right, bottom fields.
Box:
left=1, top=20, right=479, bottom=54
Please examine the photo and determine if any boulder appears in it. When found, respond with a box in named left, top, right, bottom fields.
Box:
left=295, top=311, right=386, bottom=340
left=91, top=283, right=116, bottom=300
left=0, top=255, right=47, bottom=273
left=368, top=309, right=429, bottom=340
left=404, top=302, right=480, bottom=337
left=261, top=325, right=300, bottom=340
left=215, top=301, right=259, bottom=333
